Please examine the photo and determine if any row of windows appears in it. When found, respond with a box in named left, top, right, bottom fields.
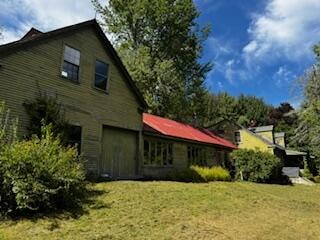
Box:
left=144, top=140, right=173, bottom=166
left=61, top=46, right=109, bottom=92
left=187, top=146, right=207, bottom=166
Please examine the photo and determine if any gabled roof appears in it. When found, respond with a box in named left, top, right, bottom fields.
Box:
left=285, top=149, right=307, bottom=156
left=20, top=27, right=43, bottom=40
left=0, top=19, right=147, bottom=109
left=210, top=119, right=284, bottom=150
left=143, top=113, right=237, bottom=149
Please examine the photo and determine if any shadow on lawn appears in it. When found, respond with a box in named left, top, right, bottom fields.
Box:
left=5, top=186, right=111, bottom=228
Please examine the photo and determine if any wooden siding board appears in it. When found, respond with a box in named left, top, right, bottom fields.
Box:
left=0, top=27, right=143, bottom=176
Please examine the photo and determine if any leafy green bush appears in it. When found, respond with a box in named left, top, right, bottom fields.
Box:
left=231, top=149, right=283, bottom=183
left=23, top=94, right=70, bottom=143
left=312, top=176, right=320, bottom=183
left=166, top=166, right=231, bottom=183
left=0, top=101, right=18, bottom=150
left=0, top=124, right=86, bottom=216
left=191, top=166, right=231, bottom=182
left=166, top=168, right=205, bottom=183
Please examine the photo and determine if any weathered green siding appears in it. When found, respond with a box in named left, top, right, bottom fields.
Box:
left=0, top=26, right=143, bottom=177
left=142, top=135, right=232, bottom=178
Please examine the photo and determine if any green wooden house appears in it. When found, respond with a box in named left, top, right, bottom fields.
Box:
left=0, top=19, right=237, bottom=179
left=0, top=20, right=147, bottom=179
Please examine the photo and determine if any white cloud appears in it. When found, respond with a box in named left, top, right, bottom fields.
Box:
left=243, top=0, right=320, bottom=64
left=0, top=0, right=103, bottom=44
left=273, top=66, right=295, bottom=88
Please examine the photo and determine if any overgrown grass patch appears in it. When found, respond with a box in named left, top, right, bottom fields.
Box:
left=0, top=181, right=320, bottom=240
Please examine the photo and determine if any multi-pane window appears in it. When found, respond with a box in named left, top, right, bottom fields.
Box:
left=187, top=146, right=207, bottom=166
left=144, top=140, right=173, bottom=166
left=94, top=60, right=109, bottom=91
left=67, top=125, right=82, bottom=153
left=62, top=46, right=80, bottom=82
left=234, top=131, right=241, bottom=143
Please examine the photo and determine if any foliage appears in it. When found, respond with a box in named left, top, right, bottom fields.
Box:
left=23, top=94, right=70, bottom=143
left=313, top=175, right=320, bottom=183
left=0, top=101, right=18, bottom=151
left=203, top=92, right=238, bottom=126
left=230, top=149, right=283, bottom=183
left=203, top=92, right=277, bottom=128
left=293, top=44, right=320, bottom=175
left=165, top=167, right=204, bottom=183
left=0, top=124, right=86, bottom=216
left=166, top=165, right=231, bottom=182
left=93, top=0, right=211, bottom=124
left=267, top=102, right=298, bottom=146
left=190, top=165, right=231, bottom=182
left=236, top=94, right=271, bottom=127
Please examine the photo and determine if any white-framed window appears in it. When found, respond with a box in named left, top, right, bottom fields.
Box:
left=187, top=146, right=207, bottom=166
left=234, top=131, right=241, bottom=143
left=62, top=46, right=80, bottom=82
left=94, top=60, right=109, bottom=91
left=144, top=140, right=173, bottom=166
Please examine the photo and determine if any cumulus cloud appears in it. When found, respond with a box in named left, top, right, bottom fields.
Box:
left=243, top=0, right=320, bottom=64
left=0, top=0, right=101, bottom=44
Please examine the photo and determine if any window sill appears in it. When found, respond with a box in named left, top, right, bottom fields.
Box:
left=60, top=75, right=80, bottom=85
left=93, top=86, right=109, bottom=95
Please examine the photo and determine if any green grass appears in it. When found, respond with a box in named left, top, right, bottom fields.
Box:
left=1, top=181, right=320, bottom=240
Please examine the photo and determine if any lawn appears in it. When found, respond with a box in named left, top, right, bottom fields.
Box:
left=1, top=181, right=320, bottom=240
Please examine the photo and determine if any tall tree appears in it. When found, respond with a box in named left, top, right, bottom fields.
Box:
left=293, top=43, right=320, bottom=174
left=92, top=0, right=211, bottom=123
left=236, top=94, right=271, bottom=127
left=267, top=102, right=297, bottom=146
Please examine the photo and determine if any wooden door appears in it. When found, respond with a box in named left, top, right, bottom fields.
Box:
left=102, top=126, right=138, bottom=179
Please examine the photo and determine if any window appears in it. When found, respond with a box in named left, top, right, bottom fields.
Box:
left=144, top=139, right=173, bottom=166
left=94, top=60, right=109, bottom=91
left=62, top=46, right=80, bottom=82
left=187, top=146, right=207, bottom=166
left=214, top=149, right=224, bottom=166
left=67, top=125, right=82, bottom=153
left=234, top=131, right=241, bottom=143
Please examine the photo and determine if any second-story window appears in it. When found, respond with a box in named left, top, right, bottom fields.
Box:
left=62, top=46, right=80, bottom=82
left=94, top=60, right=109, bottom=91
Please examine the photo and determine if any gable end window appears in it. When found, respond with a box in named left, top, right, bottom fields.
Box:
left=62, top=46, right=80, bottom=82
left=94, top=60, right=109, bottom=91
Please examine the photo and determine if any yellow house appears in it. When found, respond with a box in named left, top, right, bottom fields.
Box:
left=209, top=120, right=307, bottom=173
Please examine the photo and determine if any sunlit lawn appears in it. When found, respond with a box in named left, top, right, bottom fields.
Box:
left=1, top=181, right=320, bottom=240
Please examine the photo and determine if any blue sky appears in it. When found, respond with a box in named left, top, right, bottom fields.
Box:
left=1, top=0, right=320, bottom=107
left=195, top=0, right=320, bottom=107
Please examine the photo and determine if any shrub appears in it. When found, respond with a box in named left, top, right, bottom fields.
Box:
left=0, top=124, right=86, bottom=216
left=312, top=176, right=320, bottom=183
left=191, top=166, right=231, bottom=182
left=231, top=149, right=283, bottom=183
left=23, top=94, right=70, bottom=143
left=166, top=166, right=231, bottom=183
left=0, top=101, right=18, bottom=150
left=166, top=168, right=205, bottom=183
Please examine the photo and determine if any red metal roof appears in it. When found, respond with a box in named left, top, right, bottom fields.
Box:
left=143, top=113, right=237, bottom=149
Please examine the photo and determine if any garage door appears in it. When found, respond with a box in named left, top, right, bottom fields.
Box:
left=102, top=126, right=138, bottom=179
